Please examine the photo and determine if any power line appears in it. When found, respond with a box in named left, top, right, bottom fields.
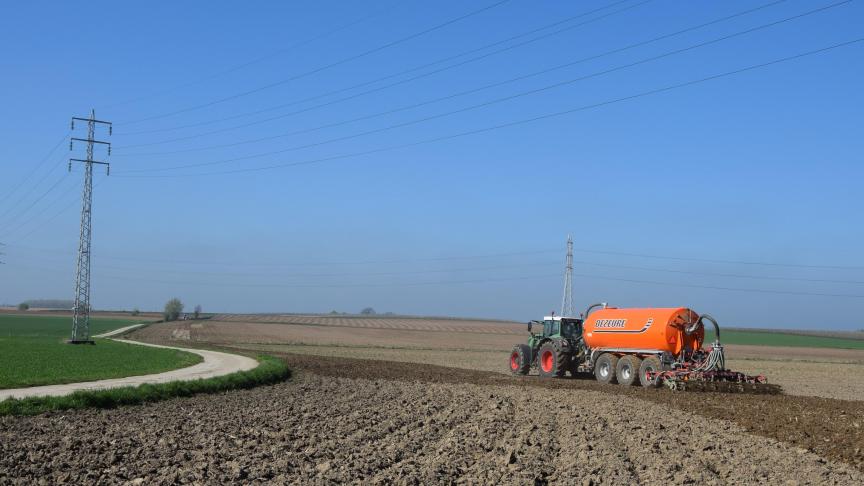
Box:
left=0, top=132, right=70, bottom=208
left=113, top=0, right=650, bottom=143
left=572, top=260, right=864, bottom=285
left=570, top=248, right=864, bottom=271
left=102, top=1, right=399, bottom=109
left=571, top=272, right=864, bottom=299
left=11, top=249, right=864, bottom=284
left=116, top=0, right=645, bottom=137
left=112, top=36, right=864, bottom=178
left=0, top=147, right=72, bottom=226
left=10, top=180, right=101, bottom=244
left=9, top=258, right=559, bottom=279
left=8, top=241, right=863, bottom=273
left=115, top=0, right=837, bottom=159
left=0, top=172, right=71, bottom=237
left=10, top=260, right=864, bottom=298
left=0, top=175, right=77, bottom=239
left=6, top=246, right=560, bottom=267
left=117, top=0, right=514, bottom=125
left=11, top=261, right=562, bottom=288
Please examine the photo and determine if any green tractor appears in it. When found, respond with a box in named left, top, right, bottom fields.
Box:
left=509, top=315, right=587, bottom=377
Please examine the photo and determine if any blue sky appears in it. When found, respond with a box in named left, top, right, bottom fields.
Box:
left=0, top=0, right=862, bottom=328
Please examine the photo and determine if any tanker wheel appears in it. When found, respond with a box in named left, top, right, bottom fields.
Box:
left=639, top=355, right=663, bottom=388
left=509, top=344, right=531, bottom=375
left=594, top=353, right=619, bottom=384
left=538, top=343, right=567, bottom=378
left=616, top=355, right=642, bottom=386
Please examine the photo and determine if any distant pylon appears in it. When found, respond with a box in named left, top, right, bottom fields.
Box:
left=561, top=235, right=574, bottom=316
left=68, top=109, right=112, bottom=344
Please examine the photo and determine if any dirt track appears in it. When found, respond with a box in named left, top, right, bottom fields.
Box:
left=2, top=353, right=862, bottom=485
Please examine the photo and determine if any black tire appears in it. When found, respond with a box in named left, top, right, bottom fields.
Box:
left=639, top=355, right=663, bottom=388
left=509, top=344, right=531, bottom=375
left=594, top=353, right=619, bottom=384
left=537, top=342, right=568, bottom=378
left=616, top=355, right=642, bottom=386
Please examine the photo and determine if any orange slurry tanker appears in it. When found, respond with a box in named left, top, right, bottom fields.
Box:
left=509, top=303, right=780, bottom=393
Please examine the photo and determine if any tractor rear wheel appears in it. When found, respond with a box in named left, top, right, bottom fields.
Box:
left=509, top=344, right=531, bottom=375
left=616, top=355, right=642, bottom=386
left=594, top=353, right=619, bottom=384
left=639, top=355, right=663, bottom=387
left=537, top=343, right=567, bottom=378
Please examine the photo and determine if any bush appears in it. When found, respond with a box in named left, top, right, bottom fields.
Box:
left=163, top=298, right=183, bottom=321
left=131, top=308, right=140, bottom=316
left=17, top=303, right=29, bottom=311
left=193, top=304, right=202, bottom=320
left=360, top=307, right=376, bottom=315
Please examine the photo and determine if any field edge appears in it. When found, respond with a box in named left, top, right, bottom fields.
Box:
left=0, top=355, right=290, bottom=416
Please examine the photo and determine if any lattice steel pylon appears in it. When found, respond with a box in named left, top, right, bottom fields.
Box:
left=68, top=110, right=111, bottom=344
left=560, top=235, right=574, bottom=316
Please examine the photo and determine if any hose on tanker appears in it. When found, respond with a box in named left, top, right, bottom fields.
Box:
left=685, top=313, right=720, bottom=340
left=583, top=302, right=608, bottom=319
left=694, top=343, right=726, bottom=372
left=688, top=314, right=726, bottom=372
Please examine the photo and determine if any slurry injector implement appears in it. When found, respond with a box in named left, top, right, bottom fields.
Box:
left=509, top=304, right=780, bottom=394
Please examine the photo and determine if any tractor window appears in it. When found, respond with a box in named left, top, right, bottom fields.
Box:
left=563, top=320, right=583, bottom=337
left=543, top=320, right=559, bottom=336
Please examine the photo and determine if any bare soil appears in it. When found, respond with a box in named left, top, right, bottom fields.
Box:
left=2, top=353, right=862, bottom=484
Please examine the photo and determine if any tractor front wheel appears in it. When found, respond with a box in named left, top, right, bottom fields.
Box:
left=537, top=343, right=567, bottom=378
left=509, top=344, right=531, bottom=375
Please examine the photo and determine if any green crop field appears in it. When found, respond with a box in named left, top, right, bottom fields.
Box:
left=0, top=315, right=202, bottom=390
left=704, top=328, right=864, bottom=350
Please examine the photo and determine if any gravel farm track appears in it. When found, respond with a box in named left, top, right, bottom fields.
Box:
left=2, top=314, right=864, bottom=484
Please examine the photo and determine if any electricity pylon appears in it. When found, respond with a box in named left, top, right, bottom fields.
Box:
left=561, top=235, right=574, bottom=317
left=68, top=110, right=111, bottom=344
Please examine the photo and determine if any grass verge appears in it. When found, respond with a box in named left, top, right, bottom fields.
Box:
left=0, top=355, right=290, bottom=416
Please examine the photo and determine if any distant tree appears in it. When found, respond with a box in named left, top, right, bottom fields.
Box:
left=131, top=308, right=140, bottom=316
left=360, top=307, right=376, bottom=315
left=329, top=310, right=339, bottom=315
left=193, top=304, right=202, bottom=319
left=17, top=302, right=29, bottom=311
left=163, top=298, right=184, bottom=322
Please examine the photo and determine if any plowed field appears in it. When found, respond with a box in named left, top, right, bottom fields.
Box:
left=2, top=354, right=863, bottom=484
left=4, top=315, right=861, bottom=484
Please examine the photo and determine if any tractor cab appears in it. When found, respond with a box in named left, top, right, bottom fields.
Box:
left=536, top=315, right=582, bottom=339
